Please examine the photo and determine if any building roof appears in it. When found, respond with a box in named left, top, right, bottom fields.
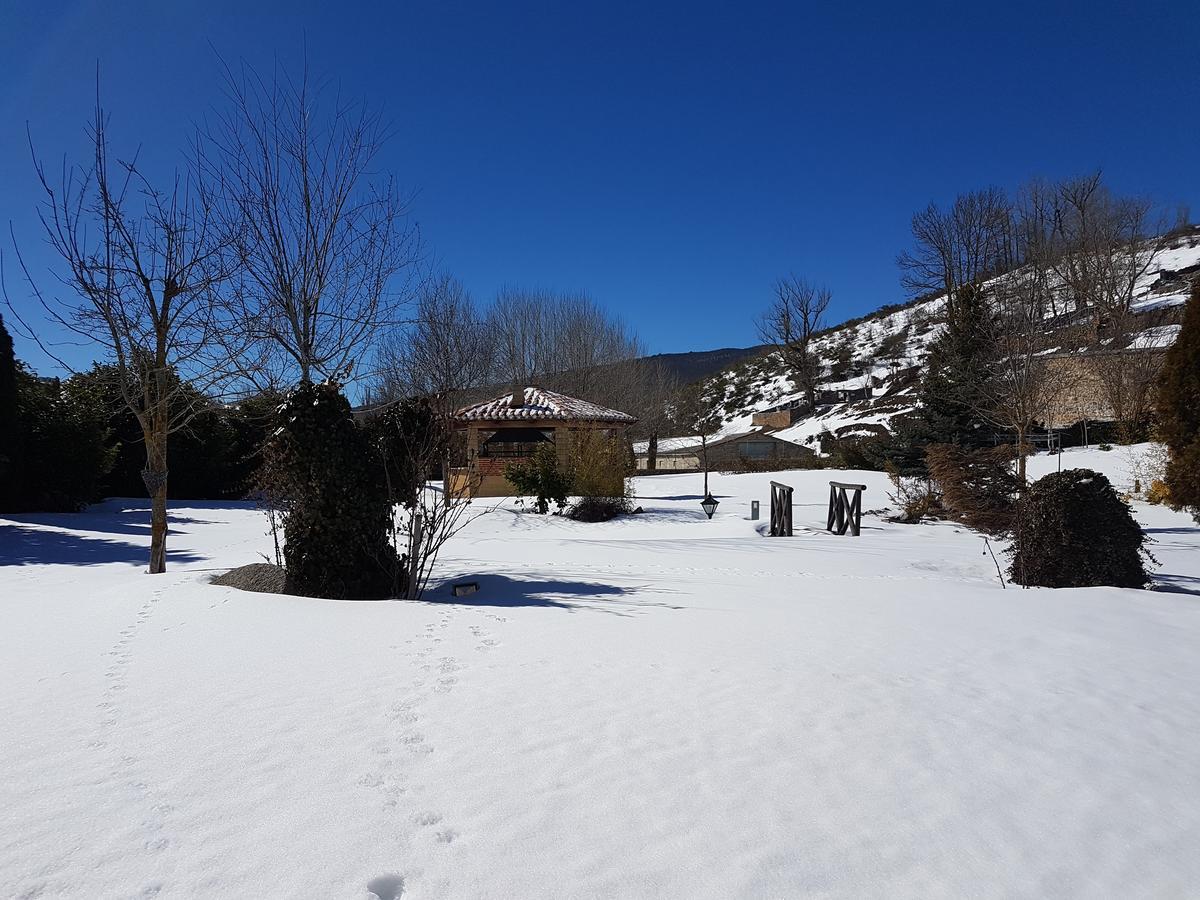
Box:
left=453, top=387, right=636, bottom=424
left=633, top=428, right=813, bottom=457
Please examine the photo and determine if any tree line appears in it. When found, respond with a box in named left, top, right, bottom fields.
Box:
left=1, top=57, right=673, bottom=587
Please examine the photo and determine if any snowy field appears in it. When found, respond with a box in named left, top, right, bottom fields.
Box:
left=3, top=447, right=1199, bottom=898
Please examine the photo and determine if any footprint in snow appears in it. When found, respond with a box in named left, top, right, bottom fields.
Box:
left=366, top=874, right=405, bottom=900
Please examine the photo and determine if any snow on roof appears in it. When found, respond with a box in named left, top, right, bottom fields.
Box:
left=632, top=435, right=700, bottom=455
left=634, top=428, right=812, bottom=457
left=453, top=387, right=636, bottom=423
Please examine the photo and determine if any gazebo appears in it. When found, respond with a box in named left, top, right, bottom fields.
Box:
left=448, top=387, right=636, bottom=498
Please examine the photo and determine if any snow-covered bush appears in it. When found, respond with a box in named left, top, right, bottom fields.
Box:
left=1008, top=469, right=1150, bottom=589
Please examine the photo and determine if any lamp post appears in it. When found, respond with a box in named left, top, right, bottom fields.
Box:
left=701, top=493, right=719, bottom=519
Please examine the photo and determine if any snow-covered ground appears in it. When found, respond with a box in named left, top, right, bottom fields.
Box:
left=3, top=447, right=1199, bottom=898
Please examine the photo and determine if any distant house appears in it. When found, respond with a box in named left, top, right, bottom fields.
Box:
left=449, top=387, right=636, bottom=498
left=635, top=428, right=814, bottom=473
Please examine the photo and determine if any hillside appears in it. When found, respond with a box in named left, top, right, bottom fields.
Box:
left=641, top=344, right=770, bottom=384
left=685, top=227, right=1200, bottom=449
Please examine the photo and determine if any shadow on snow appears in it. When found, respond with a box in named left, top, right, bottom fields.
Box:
left=423, top=573, right=684, bottom=615
left=0, top=523, right=206, bottom=567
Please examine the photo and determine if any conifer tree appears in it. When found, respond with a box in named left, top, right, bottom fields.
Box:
left=917, top=284, right=997, bottom=446
left=0, top=315, right=18, bottom=508
left=1157, top=277, right=1200, bottom=518
left=890, top=284, right=997, bottom=468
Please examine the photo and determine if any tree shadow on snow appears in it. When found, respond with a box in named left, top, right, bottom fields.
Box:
left=638, top=493, right=731, bottom=502
left=424, top=573, right=684, bottom=615
left=0, top=523, right=205, bottom=567
left=1, top=504, right=225, bottom=537
left=1149, top=573, right=1200, bottom=597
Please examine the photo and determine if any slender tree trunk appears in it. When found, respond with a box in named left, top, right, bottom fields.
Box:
left=647, top=431, right=658, bottom=472
left=145, top=430, right=169, bottom=574
left=1016, top=425, right=1028, bottom=486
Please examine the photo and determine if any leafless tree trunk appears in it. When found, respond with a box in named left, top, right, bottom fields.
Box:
left=203, top=57, right=420, bottom=389
left=757, top=277, right=832, bottom=410
left=7, top=95, right=227, bottom=573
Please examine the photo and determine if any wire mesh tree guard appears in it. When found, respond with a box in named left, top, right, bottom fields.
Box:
left=827, top=481, right=866, bottom=536
left=769, top=481, right=793, bottom=536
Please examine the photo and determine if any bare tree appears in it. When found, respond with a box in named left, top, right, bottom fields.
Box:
left=757, top=276, right=832, bottom=410
left=373, top=273, right=492, bottom=411
left=622, top=359, right=679, bottom=472
left=978, top=272, right=1064, bottom=483
left=897, top=187, right=1015, bottom=317
left=370, top=398, right=484, bottom=599
left=203, top=58, right=420, bottom=389
left=675, top=381, right=723, bottom=495
left=486, top=287, right=644, bottom=409
left=1023, top=172, right=1168, bottom=435
left=1043, top=172, right=1162, bottom=336
left=6, top=96, right=228, bottom=573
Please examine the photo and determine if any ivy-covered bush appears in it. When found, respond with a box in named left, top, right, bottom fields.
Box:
left=1008, top=469, right=1150, bottom=589
left=505, top=444, right=571, bottom=514
left=264, top=381, right=399, bottom=600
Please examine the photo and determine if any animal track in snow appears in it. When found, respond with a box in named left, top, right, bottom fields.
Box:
left=366, top=874, right=405, bottom=900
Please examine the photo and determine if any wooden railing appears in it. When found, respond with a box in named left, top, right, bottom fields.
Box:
left=827, top=481, right=866, bottom=536
left=769, top=481, right=793, bottom=537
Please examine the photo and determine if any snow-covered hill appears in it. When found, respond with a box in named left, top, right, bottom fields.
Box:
left=695, top=228, right=1200, bottom=449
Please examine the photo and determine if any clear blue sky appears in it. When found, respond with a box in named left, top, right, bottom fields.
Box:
left=2, top=0, right=1197, bottom=376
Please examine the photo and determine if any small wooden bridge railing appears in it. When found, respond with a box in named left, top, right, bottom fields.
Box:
left=827, top=481, right=866, bottom=536
left=769, top=481, right=793, bottom=537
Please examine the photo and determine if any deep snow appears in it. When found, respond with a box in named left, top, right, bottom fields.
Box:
left=2, top=447, right=1199, bottom=898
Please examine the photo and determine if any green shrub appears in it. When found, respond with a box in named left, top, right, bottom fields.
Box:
left=506, top=443, right=571, bottom=514
left=567, top=430, right=633, bottom=521
left=1008, top=469, right=1150, bottom=589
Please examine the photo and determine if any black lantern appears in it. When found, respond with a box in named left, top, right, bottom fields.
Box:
left=701, top=493, right=719, bottom=519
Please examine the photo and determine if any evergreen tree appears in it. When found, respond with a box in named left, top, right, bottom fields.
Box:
left=913, top=284, right=996, bottom=447
left=885, top=285, right=997, bottom=474
left=0, top=316, right=18, bottom=508
left=1157, top=277, right=1200, bottom=518
left=6, top=364, right=115, bottom=512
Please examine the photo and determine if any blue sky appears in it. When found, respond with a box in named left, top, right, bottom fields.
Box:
left=2, top=0, right=1197, bottom=376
